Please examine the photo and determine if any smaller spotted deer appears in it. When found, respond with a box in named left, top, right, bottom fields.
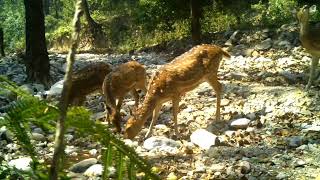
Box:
left=102, top=61, right=147, bottom=132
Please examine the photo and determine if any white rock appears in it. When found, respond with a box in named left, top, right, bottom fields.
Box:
left=302, top=125, right=320, bottom=132
left=91, top=112, right=105, bottom=120
left=69, top=158, right=98, bottom=173
left=276, top=172, right=288, bottom=179
left=210, top=163, right=225, bottom=172
left=8, top=157, right=32, bottom=171
left=238, top=160, right=251, bottom=174
left=246, top=113, right=256, bottom=120
left=20, top=84, right=34, bottom=94
left=64, top=134, right=74, bottom=142
left=277, top=40, right=291, bottom=48
left=295, top=159, right=306, bottom=167
left=32, top=83, right=45, bottom=93
left=123, top=139, right=134, bottom=147
left=143, top=136, right=180, bottom=153
left=32, top=127, right=44, bottom=134
left=31, top=133, right=46, bottom=141
left=230, top=118, right=251, bottom=129
left=228, top=72, right=248, bottom=80
left=255, top=38, right=272, bottom=50
left=89, top=149, right=98, bottom=156
left=194, top=161, right=206, bottom=173
left=0, top=126, right=13, bottom=143
left=46, top=80, right=64, bottom=96
left=190, top=129, right=217, bottom=150
left=65, top=145, right=78, bottom=155
left=225, top=130, right=235, bottom=137
left=84, top=164, right=103, bottom=177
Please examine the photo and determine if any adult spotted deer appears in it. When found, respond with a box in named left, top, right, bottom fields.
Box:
left=102, top=61, right=147, bottom=132
left=69, top=62, right=112, bottom=105
left=124, top=44, right=230, bottom=139
left=297, top=5, right=320, bottom=88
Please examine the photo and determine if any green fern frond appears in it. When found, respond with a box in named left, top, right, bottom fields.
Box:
left=0, top=78, right=159, bottom=179
left=127, top=160, right=137, bottom=180
left=116, top=150, right=124, bottom=179
left=3, top=99, right=37, bottom=162
left=66, top=108, right=159, bottom=179
left=0, top=75, right=32, bottom=98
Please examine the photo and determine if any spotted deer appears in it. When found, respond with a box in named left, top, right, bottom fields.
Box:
left=102, top=61, right=147, bottom=132
left=124, top=44, right=230, bottom=139
left=69, top=62, right=112, bottom=105
left=297, top=5, right=320, bottom=88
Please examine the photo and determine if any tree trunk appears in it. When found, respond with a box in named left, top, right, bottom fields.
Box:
left=49, top=1, right=83, bottom=179
left=0, top=28, right=4, bottom=57
left=82, top=0, right=105, bottom=48
left=24, top=0, right=50, bottom=88
left=190, top=0, right=201, bottom=45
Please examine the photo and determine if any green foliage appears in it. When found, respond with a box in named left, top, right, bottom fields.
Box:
left=0, top=0, right=25, bottom=52
left=251, top=0, right=298, bottom=26
left=46, top=23, right=72, bottom=44
left=267, top=0, right=297, bottom=22
left=0, top=76, right=159, bottom=179
left=3, top=0, right=319, bottom=53
left=202, top=9, right=237, bottom=32
left=0, top=162, right=39, bottom=180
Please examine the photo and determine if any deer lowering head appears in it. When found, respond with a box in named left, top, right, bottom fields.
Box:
left=102, top=61, right=147, bottom=132
left=124, top=44, right=230, bottom=139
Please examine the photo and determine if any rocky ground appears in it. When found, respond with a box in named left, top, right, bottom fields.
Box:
left=1, top=23, right=320, bottom=179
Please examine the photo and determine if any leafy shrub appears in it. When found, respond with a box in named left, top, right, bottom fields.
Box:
left=0, top=1, right=25, bottom=52
left=251, top=0, right=298, bottom=26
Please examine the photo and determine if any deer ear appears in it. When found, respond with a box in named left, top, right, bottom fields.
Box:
left=291, top=8, right=297, bottom=17
left=309, top=5, right=317, bottom=14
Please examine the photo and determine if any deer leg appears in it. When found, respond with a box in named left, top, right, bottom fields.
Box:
left=208, top=77, right=222, bottom=121
left=116, top=97, right=124, bottom=112
left=172, top=97, right=181, bottom=138
left=306, top=56, right=319, bottom=89
left=145, top=104, right=161, bottom=139
left=105, top=105, right=111, bottom=124
left=131, top=89, right=140, bottom=107
left=108, top=97, right=123, bottom=132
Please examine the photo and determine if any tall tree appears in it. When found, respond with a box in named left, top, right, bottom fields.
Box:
left=0, top=27, right=4, bottom=57
left=83, top=0, right=105, bottom=48
left=190, top=0, right=202, bottom=45
left=23, top=0, right=50, bottom=87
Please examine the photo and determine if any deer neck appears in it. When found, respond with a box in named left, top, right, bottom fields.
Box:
left=135, top=94, right=157, bottom=126
left=299, top=20, right=309, bottom=37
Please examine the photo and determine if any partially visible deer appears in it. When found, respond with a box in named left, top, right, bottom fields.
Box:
left=102, top=61, right=147, bottom=132
left=69, top=62, right=112, bottom=105
left=124, top=44, right=230, bottom=139
left=297, top=5, right=320, bottom=88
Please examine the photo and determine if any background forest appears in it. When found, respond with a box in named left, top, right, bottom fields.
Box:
left=1, top=0, right=319, bottom=53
